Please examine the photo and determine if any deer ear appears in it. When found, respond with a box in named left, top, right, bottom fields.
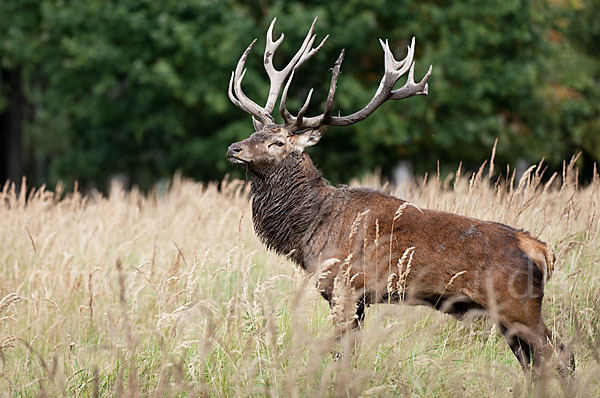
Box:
left=294, top=129, right=323, bottom=148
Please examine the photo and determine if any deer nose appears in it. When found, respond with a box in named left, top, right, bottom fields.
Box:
left=227, top=143, right=243, bottom=158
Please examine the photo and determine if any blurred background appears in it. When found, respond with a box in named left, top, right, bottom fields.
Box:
left=0, top=0, right=598, bottom=192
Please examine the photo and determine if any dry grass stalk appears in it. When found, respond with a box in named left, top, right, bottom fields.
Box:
left=444, top=270, right=467, bottom=291
left=0, top=293, right=25, bottom=317
left=0, top=155, right=597, bottom=396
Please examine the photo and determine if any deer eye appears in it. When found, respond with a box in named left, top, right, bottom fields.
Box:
left=270, top=141, right=285, bottom=147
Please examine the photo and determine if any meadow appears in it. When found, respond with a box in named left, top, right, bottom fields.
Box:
left=0, top=154, right=598, bottom=397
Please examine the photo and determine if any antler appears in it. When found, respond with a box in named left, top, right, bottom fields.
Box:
left=280, top=37, right=432, bottom=131
left=229, top=18, right=432, bottom=134
left=228, top=17, right=328, bottom=131
left=331, top=38, right=431, bottom=126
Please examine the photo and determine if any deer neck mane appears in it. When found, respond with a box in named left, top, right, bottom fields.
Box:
left=250, top=152, right=333, bottom=267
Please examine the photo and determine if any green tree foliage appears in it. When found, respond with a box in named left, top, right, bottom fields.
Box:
left=0, top=0, right=598, bottom=189
left=548, top=0, right=600, bottom=178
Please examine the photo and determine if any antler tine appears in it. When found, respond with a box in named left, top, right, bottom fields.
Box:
left=228, top=72, right=244, bottom=111
left=251, top=117, right=264, bottom=132
left=382, top=38, right=413, bottom=78
left=266, top=18, right=285, bottom=53
left=279, top=70, right=295, bottom=125
left=263, top=17, right=326, bottom=113
left=295, top=34, right=329, bottom=71
left=320, top=49, right=345, bottom=126
left=280, top=49, right=344, bottom=131
left=391, top=62, right=432, bottom=99
left=279, top=70, right=315, bottom=129
left=296, top=88, right=314, bottom=128
left=383, top=36, right=431, bottom=98
left=325, top=37, right=431, bottom=127
left=231, top=39, right=274, bottom=127
left=381, top=39, right=407, bottom=70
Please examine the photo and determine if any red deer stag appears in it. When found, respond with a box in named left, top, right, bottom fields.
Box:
left=226, top=17, right=573, bottom=374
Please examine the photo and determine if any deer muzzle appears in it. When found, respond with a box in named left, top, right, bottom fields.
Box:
left=227, top=143, right=247, bottom=164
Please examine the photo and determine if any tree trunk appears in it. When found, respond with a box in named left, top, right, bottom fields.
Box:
left=0, top=67, right=24, bottom=186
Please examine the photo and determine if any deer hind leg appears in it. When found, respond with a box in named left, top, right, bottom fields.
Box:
left=495, top=288, right=548, bottom=372
left=329, top=295, right=368, bottom=361
left=332, top=295, right=366, bottom=337
left=498, top=322, right=534, bottom=371
left=354, top=299, right=366, bottom=329
left=541, top=326, right=576, bottom=375
left=497, top=309, right=574, bottom=375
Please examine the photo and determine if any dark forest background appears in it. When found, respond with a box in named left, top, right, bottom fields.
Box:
left=1, top=0, right=599, bottom=191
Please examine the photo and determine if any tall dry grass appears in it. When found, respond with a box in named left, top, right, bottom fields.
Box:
left=0, top=155, right=598, bottom=397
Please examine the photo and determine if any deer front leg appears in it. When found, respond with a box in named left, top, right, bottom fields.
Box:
left=330, top=291, right=367, bottom=361
left=332, top=299, right=365, bottom=336
left=317, top=260, right=368, bottom=358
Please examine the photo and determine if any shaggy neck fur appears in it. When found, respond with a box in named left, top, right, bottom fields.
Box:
left=250, top=152, right=334, bottom=267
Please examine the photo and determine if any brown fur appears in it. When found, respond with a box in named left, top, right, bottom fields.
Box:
left=516, top=233, right=555, bottom=284
left=227, top=131, right=574, bottom=373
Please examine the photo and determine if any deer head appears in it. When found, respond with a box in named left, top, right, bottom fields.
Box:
left=226, top=17, right=432, bottom=177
